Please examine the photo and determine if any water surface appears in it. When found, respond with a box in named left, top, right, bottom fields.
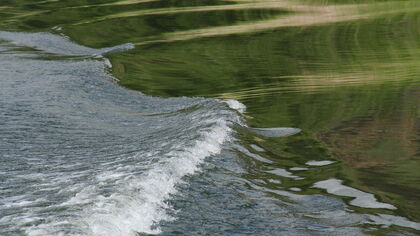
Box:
left=0, top=0, right=419, bottom=235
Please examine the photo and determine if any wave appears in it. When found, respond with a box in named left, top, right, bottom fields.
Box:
left=1, top=29, right=419, bottom=236
left=0, top=31, right=243, bottom=235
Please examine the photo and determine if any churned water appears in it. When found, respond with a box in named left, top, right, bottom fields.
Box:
left=1, top=0, right=420, bottom=235
left=0, top=31, right=244, bottom=235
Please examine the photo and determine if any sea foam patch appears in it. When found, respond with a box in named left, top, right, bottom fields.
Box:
left=224, top=99, right=246, bottom=113
left=313, top=178, right=396, bottom=209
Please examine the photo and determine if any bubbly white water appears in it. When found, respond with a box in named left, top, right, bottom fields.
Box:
left=83, top=120, right=233, bottom=235
left=224, top=99, right=246, bottom=114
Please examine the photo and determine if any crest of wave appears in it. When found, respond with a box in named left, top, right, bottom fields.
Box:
left=87, top=120, right=232, bottom=235
left=26, top=117, right=238, bottom=236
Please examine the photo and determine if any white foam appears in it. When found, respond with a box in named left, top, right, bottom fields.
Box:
left=306, top=160, right=335, bottom=166
left=313, top=179, right=396, bottom=209
left=224, top=99, right=246, bottom=113
left=103, top=58, right=112, bottom=68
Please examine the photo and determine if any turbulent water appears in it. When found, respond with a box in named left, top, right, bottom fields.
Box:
left=1, top=0, right=420, bottom=235
left=0, top=31, right=246, bottom=235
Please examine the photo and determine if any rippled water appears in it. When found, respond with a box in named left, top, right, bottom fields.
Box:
left=1, top=0, right=419, bottom=235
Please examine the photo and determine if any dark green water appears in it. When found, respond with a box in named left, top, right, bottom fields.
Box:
left=1, top=0, right=419, bottom=235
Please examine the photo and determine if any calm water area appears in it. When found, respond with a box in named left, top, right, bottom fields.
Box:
left=0, top=0, right=419, bottom=235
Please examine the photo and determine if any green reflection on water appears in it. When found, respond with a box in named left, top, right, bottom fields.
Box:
left=107, top=2, right=420, bottom=224
left=1, top=0, right=419, bottom=231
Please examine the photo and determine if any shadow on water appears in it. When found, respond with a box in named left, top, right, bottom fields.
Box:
left=1, top=0, right=419, bottom=235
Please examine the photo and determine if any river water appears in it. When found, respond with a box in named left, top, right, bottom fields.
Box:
left=0, top=0, right=419, bottom=235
